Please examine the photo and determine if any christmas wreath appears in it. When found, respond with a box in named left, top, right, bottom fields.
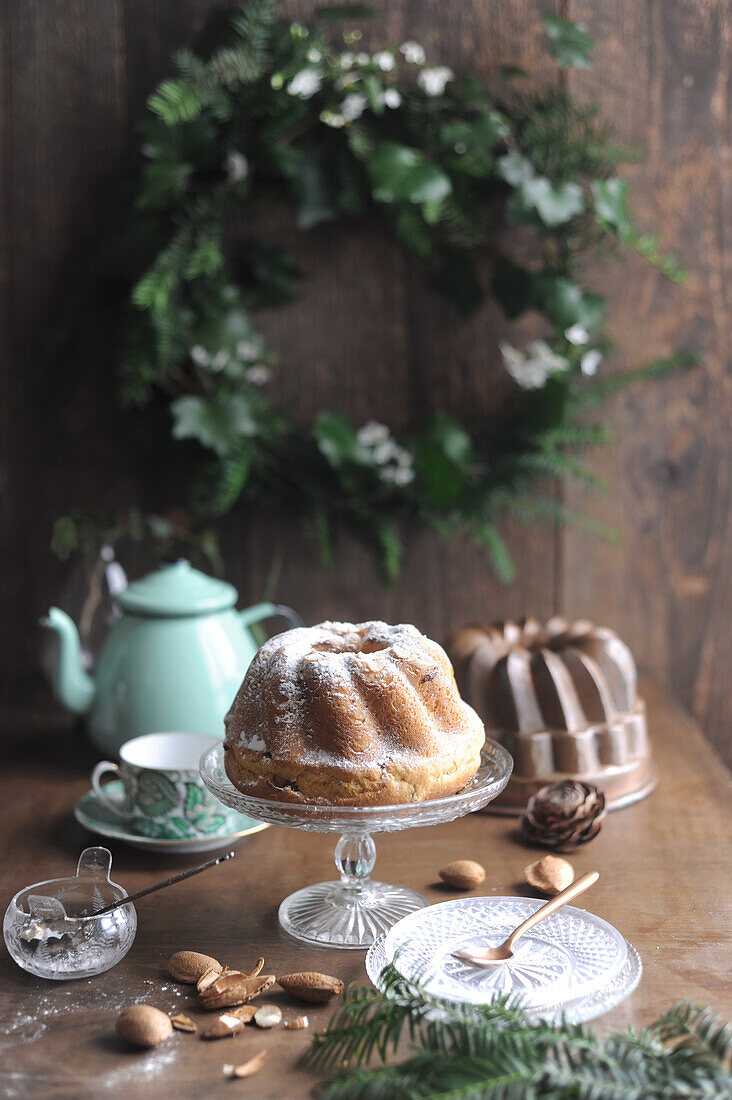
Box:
left=55, top=1, right=695, bottom=581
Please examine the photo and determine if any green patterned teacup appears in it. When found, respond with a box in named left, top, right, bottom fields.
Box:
left=91, top=733, right=233, bottom=840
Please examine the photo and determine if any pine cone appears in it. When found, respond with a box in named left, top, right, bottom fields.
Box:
left=520, top=781, right=606, bottom=851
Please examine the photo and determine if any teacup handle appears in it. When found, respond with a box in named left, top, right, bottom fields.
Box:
left=91, top=761, right=125, bottom=817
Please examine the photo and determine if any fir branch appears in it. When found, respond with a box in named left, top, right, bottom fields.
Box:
left=576, top=352, right=698, bottom=407
left=304, top=972, right=732, bottom=1100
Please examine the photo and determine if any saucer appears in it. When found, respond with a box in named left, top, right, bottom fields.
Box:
left=380, top=896, right=627, bottom=1009
left=74, top=780, right=269, bottom=854
left=366, top=934, right=642, bottom=1024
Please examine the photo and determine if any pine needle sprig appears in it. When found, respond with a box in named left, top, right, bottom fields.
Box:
left=304, top=968, right=732, bottom=1100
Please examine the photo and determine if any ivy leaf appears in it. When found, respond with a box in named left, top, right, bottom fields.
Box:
left=415, top=414, right=472, bottom=508
left=172, top=395, right=256, bottom=456
left=496, top=153, right=534, bottom=187
left=374, top=520, right=402, bottom=584
left=536, top=275, right=606, bottom=332
left=193, top=286, right=262, bottom=354
left=543, top=14, right=595, bottom=69
left=314, top=412, right=369, bottom=467
left=498, top=65, right=528, bottom=83
left=368, top=142, right=452, bottom=206
left=441, top=114, right=507, bottom=176
left=361, top=73, right=384, bottom=114
left=51, top=516, right=79, bottom=561
left=473, top=522, right=516, bottom=584
left=592, top=178, right=630, bottom=232
left=295, top=142, right=338, bottom=229
left=518, top=177, right=585, bottom=227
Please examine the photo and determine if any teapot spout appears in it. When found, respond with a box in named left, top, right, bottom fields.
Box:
left=40, top=608, right=96, bottom=714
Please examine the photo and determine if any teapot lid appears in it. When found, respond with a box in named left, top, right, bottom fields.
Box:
left=117, top=560, right=237, bottom=617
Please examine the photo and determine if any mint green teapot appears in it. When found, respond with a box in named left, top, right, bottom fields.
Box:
left=41, top=560, right=302, bottom=756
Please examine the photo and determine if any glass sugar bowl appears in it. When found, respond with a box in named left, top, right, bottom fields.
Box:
left=3, top=847, right=137, bottom=979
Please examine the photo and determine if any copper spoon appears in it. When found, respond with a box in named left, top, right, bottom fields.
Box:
left=451, top=870, right=599, bottom=968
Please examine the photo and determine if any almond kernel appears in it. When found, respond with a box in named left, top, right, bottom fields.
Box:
left=438, top=860, right=486, bottom=890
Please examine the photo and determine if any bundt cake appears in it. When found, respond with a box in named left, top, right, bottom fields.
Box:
left=446, top=616, right=655, bottom=813
left=224, top=620, right=485, bottom=806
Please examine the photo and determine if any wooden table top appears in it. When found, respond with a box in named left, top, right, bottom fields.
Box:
left=1, top=677, right=730, bottom=1099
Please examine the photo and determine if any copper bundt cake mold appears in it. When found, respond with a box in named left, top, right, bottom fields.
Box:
left=446, top=616, right=655, bottom=814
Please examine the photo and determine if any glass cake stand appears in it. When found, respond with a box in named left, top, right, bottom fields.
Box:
left=200, top=741, right=512, bottom=949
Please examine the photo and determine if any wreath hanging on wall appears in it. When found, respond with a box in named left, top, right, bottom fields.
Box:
left=55, top=0, right=694, bottom=582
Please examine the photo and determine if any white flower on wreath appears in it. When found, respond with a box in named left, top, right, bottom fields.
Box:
left=356, top=52, right=370, bottom=66
left=287, top=69, right=321, bottom=99
left=236, top=340, right=259, bottom=361
left=373, top=439, right=402, bottom=465
left=307, top=48, right=322, bottom=63
left=340, top=93, right=367, bottom=121
left=372, top=50, right=395, bottom=72
left=189, top=345, right=210, bottom=367
left=336, top=72, right=358, bottom=90
left=246, top=364, right=271, bottom=386
left=580, top=349, right=603, bottom=376
left=500, top=340, right=569, bottom=390
left=357, top=421, right=390, bottom=446
left=565, top=323, right=590, bottom=346
left=339, top=51, right=355, bottom=69
left=382, top=88, right=402, bottom=109
left=381, top=465, right=415, bottom=487
left=210, top=350, right=230, bottom=372
left=400, top=40, right=426, bottom=65
left=225, top=151, right=249, bottom=183
left=418, top=66, right=454, bottom=96
left=320, top=109, right=346, bottom=128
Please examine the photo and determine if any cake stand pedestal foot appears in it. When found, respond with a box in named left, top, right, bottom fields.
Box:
left=277, top=832, right=427, bottom=949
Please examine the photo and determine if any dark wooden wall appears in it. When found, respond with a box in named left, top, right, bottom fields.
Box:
left=1, top=1, right=729, bottom=764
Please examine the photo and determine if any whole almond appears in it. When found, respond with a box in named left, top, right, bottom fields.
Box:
left=438, top=860, right=486, bottom=890
left=524, top=854, right=574, bottom=896
left=115, top=1005, right=172, bottom=1048
left=276, top=972, right=344, bottom=1004
left=169, top=950, right=223, bottom=984
left=199, top=971, right=275, bottom=1010
left=202, top=1013, right=244, bottom=1040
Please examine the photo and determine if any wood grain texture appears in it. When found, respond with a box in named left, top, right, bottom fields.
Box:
left=561, top=0, right=731, bottom=765
left=0, top=679, right=729, bottom=1098
left=0, top=1, right=729, bottom=762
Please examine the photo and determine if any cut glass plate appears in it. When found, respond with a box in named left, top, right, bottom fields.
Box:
left=381, top=896, right=628, bottom=1009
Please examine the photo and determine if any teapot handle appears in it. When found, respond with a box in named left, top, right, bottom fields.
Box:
left=238, top=602, right=304, bottom=631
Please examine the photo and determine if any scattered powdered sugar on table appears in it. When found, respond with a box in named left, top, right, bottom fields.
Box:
left=97, top=1045, right=181, bottom=1090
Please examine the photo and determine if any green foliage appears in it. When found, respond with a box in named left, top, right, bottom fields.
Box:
left=367, top=143, right=452, bottom=207
left=543, top=14, right=595, bottom=69
left=67, top=2, right=695, bottom=582
left=304, top=967, right=732, bottom=1099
